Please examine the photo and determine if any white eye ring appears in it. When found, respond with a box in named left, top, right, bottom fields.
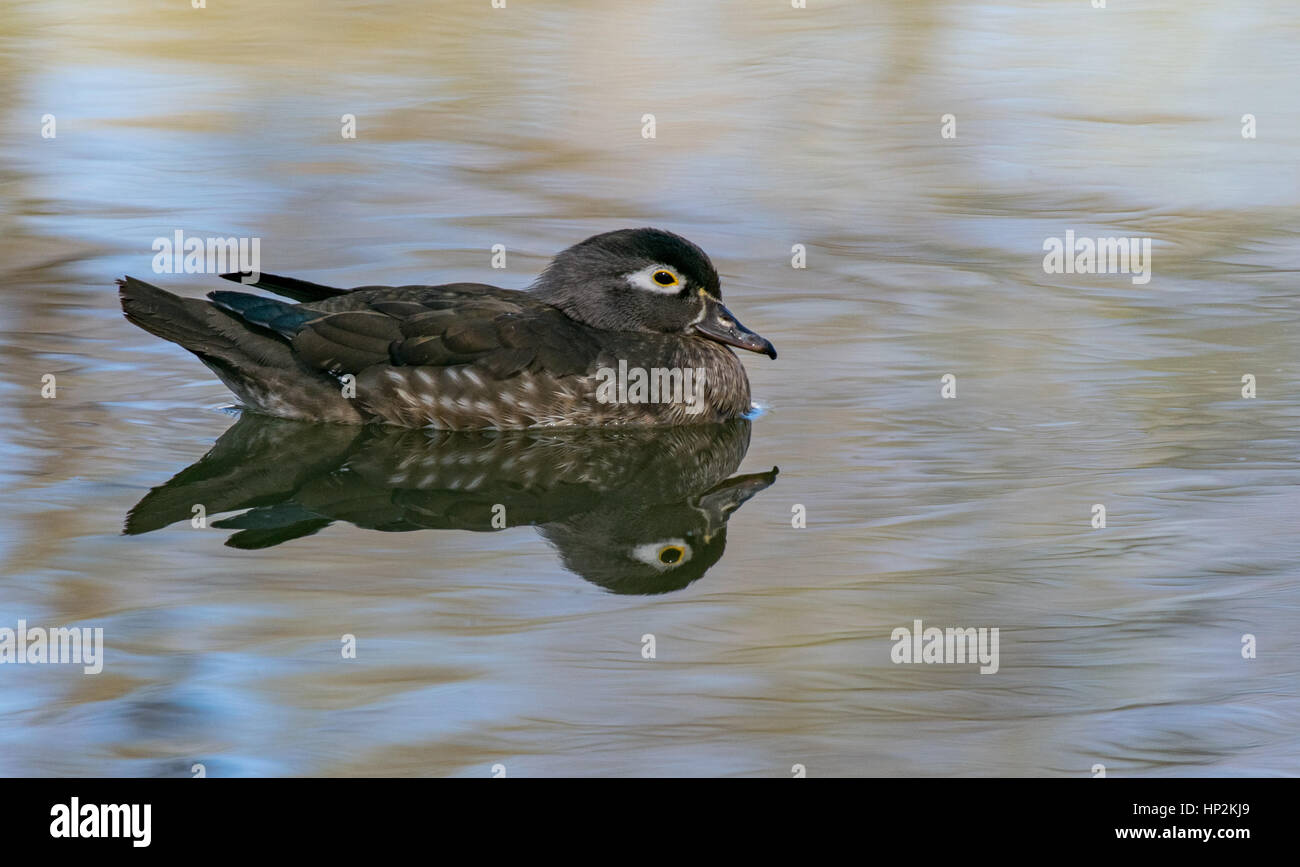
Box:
left=626, top=264, right=683, bottom=294
left=631, top=539, right=694, bottom=571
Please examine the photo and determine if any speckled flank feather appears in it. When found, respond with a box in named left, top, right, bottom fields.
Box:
left=357, top=336, right=750, bottom=430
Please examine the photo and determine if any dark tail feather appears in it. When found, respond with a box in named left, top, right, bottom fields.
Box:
left=222, top=519, right=334, bottom=549
left=118, top=276, right=236, bottom=354
left=220, top=271, right=348, bottom=303
left=123, top=414, right=363, bottom=535
left=117, top=276, right=364, bottom=423
left=213, top=504, right=335, bottom=548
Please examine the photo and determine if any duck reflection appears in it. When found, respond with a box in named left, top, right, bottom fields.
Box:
left=124, top=416, right=777, bottom=594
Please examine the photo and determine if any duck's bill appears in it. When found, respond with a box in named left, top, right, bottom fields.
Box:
left=696, top=467, right=780, bottom=542
left=695, top=300, right=777, bottom=359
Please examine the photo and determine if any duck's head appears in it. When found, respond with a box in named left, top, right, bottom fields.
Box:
left=532, top=228, right=777, bottom=359
left=542, top=464, right=780, bottom=594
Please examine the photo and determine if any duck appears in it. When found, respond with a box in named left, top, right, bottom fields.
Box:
left=117, top=228, right=776, bottom=429
left=124, top=414, right=779, bottom=594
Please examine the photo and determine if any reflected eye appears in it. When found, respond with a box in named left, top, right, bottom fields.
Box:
left=658, top=545, right=685, bottom=564
left=631, top=539, right=694, bottom=570
left=652, top=270, right=678, bottom=287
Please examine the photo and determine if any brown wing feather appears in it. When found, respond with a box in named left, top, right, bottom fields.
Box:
left=286, top=284, right=602, bottom=383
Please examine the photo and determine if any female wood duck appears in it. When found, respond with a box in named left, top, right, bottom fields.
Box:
left=124, top=414, right=778, bottom=594
left=118, top=228, right=776, bottom=429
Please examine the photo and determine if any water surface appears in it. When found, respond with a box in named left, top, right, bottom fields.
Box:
left=1, top=0, right=1297, bottom=776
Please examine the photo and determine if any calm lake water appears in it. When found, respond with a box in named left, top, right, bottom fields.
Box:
left=1, top=0, right=1297, bottom=776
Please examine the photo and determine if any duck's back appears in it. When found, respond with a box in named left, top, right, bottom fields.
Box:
left=121, top=274, right=751, bottom=429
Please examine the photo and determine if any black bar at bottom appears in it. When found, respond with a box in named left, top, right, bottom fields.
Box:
left=0, top=778, right=1279, bottom=853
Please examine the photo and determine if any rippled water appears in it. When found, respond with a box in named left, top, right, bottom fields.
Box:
left=1, top=0, right=1297, bottom=776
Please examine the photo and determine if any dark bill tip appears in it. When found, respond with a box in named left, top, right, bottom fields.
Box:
left=695, top=301, right=777, bottom=360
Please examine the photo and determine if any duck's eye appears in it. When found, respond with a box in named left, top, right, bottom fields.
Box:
left=658, top=545, right=685, bottom=564
left=631, top=539, right=693, bottom=570
left=652, top=270, right=678, bottom=287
